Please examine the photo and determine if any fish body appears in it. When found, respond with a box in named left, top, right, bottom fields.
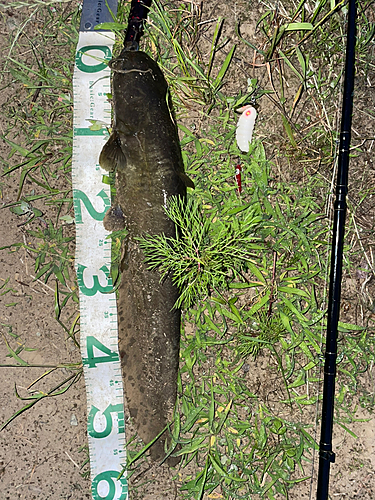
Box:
left=99, top=50, right=190, bottom=464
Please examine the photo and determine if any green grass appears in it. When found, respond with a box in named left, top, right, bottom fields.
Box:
left=1, top=0, right=375, bottom=499
left=136, top=132, right=328, bottom=496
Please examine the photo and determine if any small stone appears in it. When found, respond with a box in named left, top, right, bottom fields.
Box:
left=242, top=363, right=250, bottom=373
left=70, top=414, right=78, bottom=426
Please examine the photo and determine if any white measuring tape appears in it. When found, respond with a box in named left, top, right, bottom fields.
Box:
left=72, top=8, right=128, bottom=499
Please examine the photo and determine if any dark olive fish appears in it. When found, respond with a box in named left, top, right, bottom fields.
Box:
left=99, top=49, right=192, bottom=465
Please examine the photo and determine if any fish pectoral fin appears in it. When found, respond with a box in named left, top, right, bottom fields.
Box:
left=99, top=131, right=127, bottom=172
left=178, top=172, right=195, bottom=189
left=103, top=205, right=126, bottom=232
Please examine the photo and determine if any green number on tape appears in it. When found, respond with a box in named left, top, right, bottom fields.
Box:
left=77, top=264, right=113, bottom=296
left=92, top=470, right=128, bottom=500
left=83, top=336, right=119, bottom=367
left=74, top=189, right=111, bottom=223
left=75, top=45, right=112, bottom=73
left=88, top=404, right=125, bottom=438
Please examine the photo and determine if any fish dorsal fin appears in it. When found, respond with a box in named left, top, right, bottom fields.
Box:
left=99, top=131, right=127, bottom=172
left=178, top=172, right=195, bottom=189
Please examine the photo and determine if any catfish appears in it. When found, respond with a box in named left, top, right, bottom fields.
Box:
left=99, top=49, right=193, bottom=465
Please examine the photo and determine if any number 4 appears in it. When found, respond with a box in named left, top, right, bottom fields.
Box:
left=83, top=336, right=119, bottom=368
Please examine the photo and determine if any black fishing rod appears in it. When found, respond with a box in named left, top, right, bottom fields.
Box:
left=316, top=1, right=357, bottom=498
left=124, top=0, right=152, bottom=50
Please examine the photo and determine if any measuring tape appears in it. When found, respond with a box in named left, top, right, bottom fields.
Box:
left=72, top=2, right=128, bottom=499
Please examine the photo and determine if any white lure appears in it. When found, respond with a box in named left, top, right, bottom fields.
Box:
left=236, top=105, right=257, bottom=153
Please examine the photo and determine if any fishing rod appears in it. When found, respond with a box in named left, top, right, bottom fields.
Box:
left=316, top=1, right=357, bottom=498
left=124, top=0, right=152, bottom=50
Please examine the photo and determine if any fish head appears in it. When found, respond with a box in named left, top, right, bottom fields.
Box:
left=111, top=50, right=168, bottom=135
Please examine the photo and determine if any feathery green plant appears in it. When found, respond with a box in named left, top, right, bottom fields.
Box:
left=139, top=195, right=264, bottom=309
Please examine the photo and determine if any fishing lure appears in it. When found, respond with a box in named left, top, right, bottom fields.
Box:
left=236, top=105, right=257, bottom=153
left=235, top=164, right=242, bottom=194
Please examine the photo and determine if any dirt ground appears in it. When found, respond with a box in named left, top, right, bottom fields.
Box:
left=1, top=1, right=375, bottom=499
left=0, top=139, right=90, bottom=498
